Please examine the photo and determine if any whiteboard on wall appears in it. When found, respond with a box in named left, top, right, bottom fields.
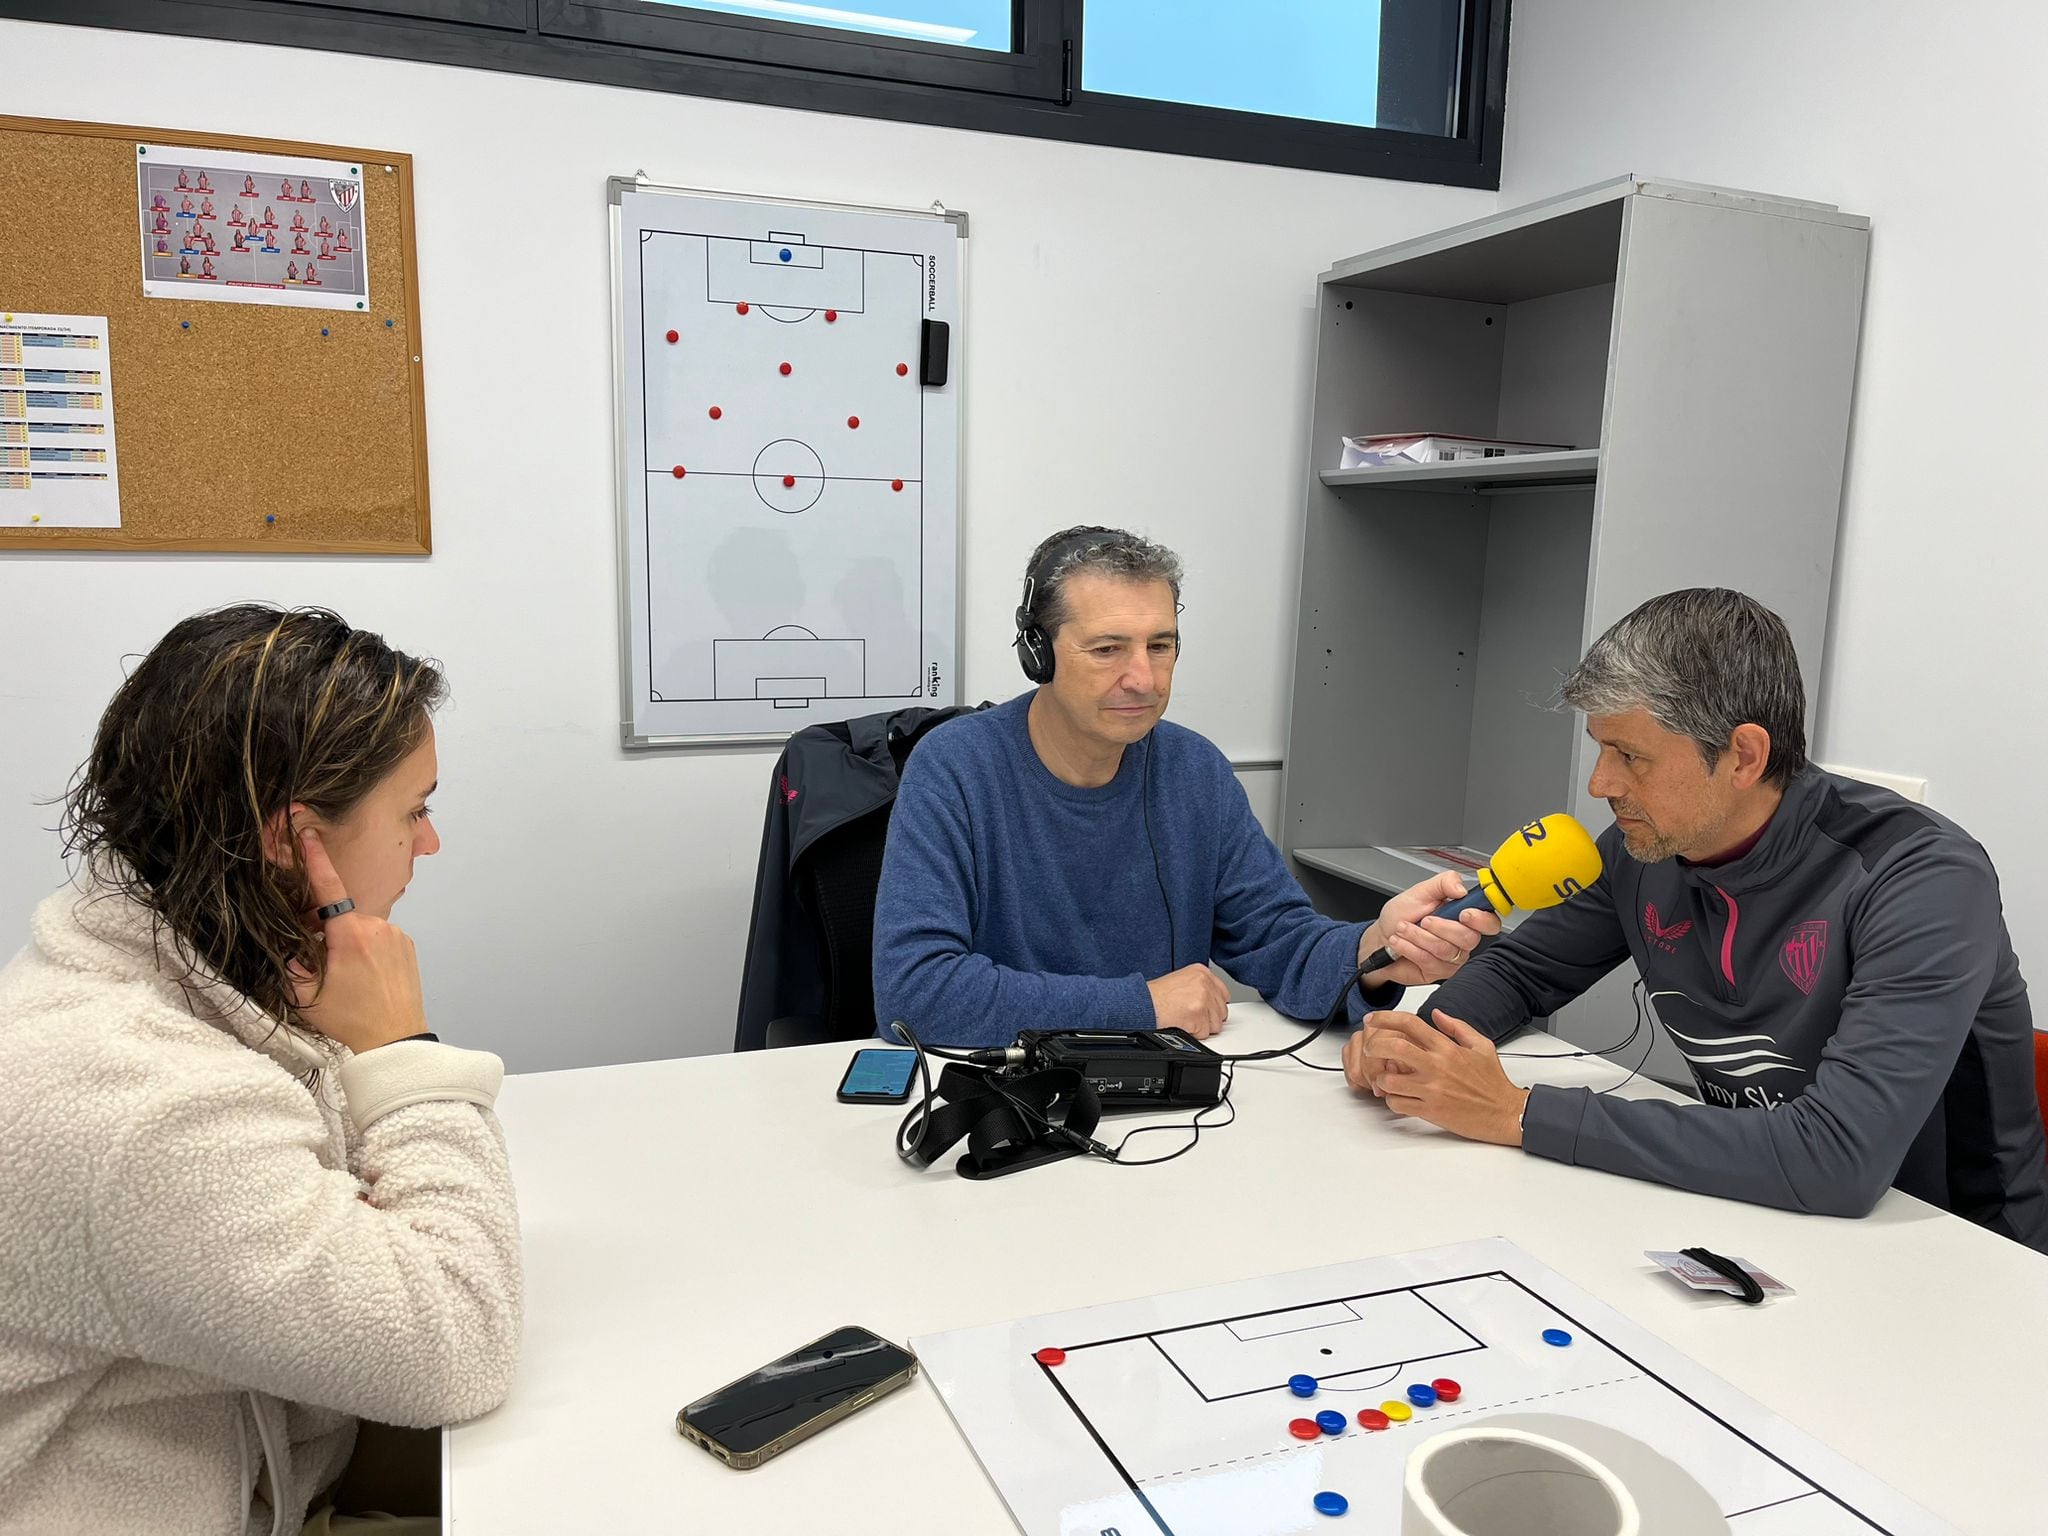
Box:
left=610, top=178, right=962, bottom=747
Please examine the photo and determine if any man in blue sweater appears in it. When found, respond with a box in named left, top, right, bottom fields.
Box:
left=1345, top=589, right=2047, bottom=1250
left=871, top=526, right=1498, bottom=1049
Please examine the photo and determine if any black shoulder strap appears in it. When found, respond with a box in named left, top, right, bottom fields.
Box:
left=903, top=1062, right=1104, bottom=1179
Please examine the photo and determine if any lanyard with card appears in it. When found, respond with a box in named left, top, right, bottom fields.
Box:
left=1647, top=1249, right=1793, bottom=1303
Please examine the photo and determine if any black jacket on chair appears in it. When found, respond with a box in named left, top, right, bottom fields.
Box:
left=734, top=703, right=984, bottom=1051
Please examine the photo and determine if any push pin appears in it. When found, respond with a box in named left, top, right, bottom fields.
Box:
left=181, top=320, right=191, bottom=330
left=320, top=328, right=329, bottom=337
left=265, top=514, right=277, bottom=525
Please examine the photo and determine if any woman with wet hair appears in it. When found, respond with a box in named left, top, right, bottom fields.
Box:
left=0, top=605, right=520, bottom=1536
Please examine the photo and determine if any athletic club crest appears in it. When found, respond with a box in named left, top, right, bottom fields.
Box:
left=329, top=180, right=360, bottom=212
left=1780, top=919, right=1828, bottom=995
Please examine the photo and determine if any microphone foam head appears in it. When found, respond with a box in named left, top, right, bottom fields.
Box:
left=1487, top=814, right=1603, bottom=912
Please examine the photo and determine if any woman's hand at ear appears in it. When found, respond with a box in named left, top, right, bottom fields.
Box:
left=288, top=828, right=430, bottom=1054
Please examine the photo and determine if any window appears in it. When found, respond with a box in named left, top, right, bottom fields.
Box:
left=1084, top=1, right=1387, bottom=128
left=664, top=1, right=1011, bottom=51
left=538, top=0, right=1067, bottom=99
left=266, top=0, right=531, bottom=25
left=35, top=0, right=1507, bottom=187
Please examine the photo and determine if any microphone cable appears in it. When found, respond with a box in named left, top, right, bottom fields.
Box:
left=1210, top=953, right=1384, bottom=1070
left=1494, top=976, right=1659, bottom=1098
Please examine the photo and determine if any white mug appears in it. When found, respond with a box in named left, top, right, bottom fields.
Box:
left=1403, top=1424, right=1641, bottom=1536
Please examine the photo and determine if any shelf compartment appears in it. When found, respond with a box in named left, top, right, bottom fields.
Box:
left=1320, top=448, right=1599, bottom=494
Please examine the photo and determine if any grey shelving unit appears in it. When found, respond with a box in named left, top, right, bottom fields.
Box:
left=1279, top=176, right=1869, bottom=1075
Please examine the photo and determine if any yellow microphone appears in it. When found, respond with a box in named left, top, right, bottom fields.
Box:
left=1360, top=814, right=1603, bottom=972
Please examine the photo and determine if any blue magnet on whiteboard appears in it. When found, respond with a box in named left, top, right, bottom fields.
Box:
left=1543, top=1328, right=1573, bottom=1347
left=1406, top=1383, right=1437, bottom=1407
left=1315, top=1410, right=1345, bottom=1436
left=1314, top=1492, right=1349, bottom=1516
left=779, top=248, right=792, bottom=261
left=1288, top=1374, right=1317, bottom=1397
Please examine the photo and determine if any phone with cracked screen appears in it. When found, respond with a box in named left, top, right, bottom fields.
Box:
left=676, top=1326, right=918, bottom=1470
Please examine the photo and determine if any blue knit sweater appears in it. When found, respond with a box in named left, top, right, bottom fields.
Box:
left=871, top=692, right=1377, bottom=1048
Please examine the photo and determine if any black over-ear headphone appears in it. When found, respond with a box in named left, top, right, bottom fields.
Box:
left=1013, top=531, right=1113, bottom=684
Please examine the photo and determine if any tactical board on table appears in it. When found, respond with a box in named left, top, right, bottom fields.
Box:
left=912, top=1238, right=1953, bottom=1536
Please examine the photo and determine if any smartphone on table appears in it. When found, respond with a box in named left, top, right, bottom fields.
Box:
left=676, top=1326, right=919, bottom=1469
left=836, top=1047, right=917, bottom=1104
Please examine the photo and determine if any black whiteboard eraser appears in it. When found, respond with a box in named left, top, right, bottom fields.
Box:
left=920, top=320, right=950, bottom=387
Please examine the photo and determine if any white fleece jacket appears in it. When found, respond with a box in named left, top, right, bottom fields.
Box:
left=0, top=886, right=523, bottom=1536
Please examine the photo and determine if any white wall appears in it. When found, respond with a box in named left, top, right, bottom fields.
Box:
left=1499, top=1, right=2048, bottom=998
left=0, top=20, right=1486, bottom=1071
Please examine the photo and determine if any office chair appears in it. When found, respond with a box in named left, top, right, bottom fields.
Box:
left=764, top=807, right=891, bottom=1049
left=2035, top=1031, right=2048, bottom=1163
left=738, top=702, right=983, bottom=1051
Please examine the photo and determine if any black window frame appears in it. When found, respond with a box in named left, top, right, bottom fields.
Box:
left=0, top=0, right=1508, bottom=189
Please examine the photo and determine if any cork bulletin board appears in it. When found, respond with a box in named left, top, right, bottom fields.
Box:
left=0, top=116, right=430, bottom=553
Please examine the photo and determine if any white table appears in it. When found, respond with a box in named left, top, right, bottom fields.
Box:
left=446, top=1003, right=2048, bottom=1533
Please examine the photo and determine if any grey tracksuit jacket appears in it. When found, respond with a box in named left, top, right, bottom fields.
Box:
left=1424, top=769, right=2048, bottom=1252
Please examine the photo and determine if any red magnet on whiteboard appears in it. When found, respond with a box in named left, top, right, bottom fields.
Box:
left=847, top=416, right=860, bottom=429
left=783, top=475, right=796, bottom=488
left=891, top=479, right=904, bottom=492
left=1034, top=1347, right=1065, bottom=1366
left=665, top=329, right=678, bottom=343
left=896, top=362, right=909, bottom=376
left=824, top=309, right=838, bottom=322
left=708, top=406, right=722, bottom=420
left=779, top=362, right=792, bottom=376
left=672, top=465, right=686, bottom=478
left=735, top=303, right=750, bottom=315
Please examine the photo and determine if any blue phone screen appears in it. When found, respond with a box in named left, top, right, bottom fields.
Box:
left=842, top=1049, right=917, bottom=1097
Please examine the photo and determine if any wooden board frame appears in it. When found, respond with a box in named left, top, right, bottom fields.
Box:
left=0, top=115, right=430, bottom=553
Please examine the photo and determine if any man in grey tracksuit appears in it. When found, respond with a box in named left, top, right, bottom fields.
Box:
left=1347, top=589, right=2048, bottom=1253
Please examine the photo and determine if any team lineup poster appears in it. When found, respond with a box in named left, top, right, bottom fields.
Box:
left=137, top=142, right=369, bottom=312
